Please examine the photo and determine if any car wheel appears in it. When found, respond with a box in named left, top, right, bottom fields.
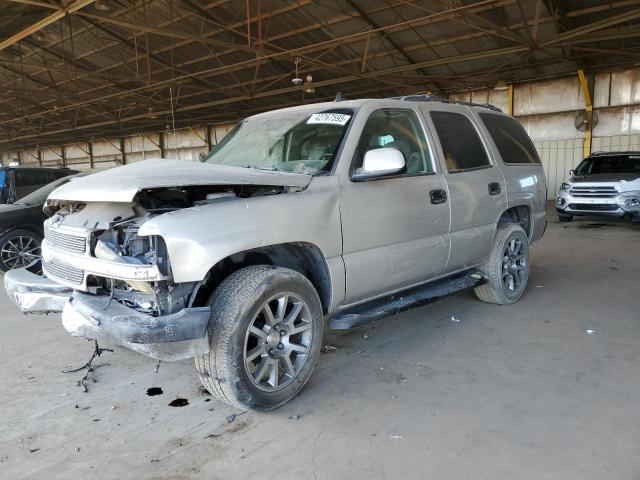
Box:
left=475, top=223, right=531, bottom=305
left=0, top=229, right=42, bottom=274
left=195, top=265, right=324, bottom=410
left=558, top=214, right=572, bottom=222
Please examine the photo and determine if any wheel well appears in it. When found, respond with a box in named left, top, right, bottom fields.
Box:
left=498, top=206, right=531, bottom=237
left=191, top=242, right=332, bottom=314
left=0, top=225, right=43, bottom=240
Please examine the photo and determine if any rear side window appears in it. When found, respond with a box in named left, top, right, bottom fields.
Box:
left=480, top=113, right=540, bottom=164
left=51, top=169, right=70, bottom=180
left=430, top=111, right=490, bottom=172
left=14, top=169, right=50, bottom=187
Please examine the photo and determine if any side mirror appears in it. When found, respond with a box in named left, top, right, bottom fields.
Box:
left=352, top=148, right=405, bottom=181
left=569, top=169, right=575, bottom=176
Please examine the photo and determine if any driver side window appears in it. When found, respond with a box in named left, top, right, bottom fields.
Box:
left=354, top=109, right=434, bottom=174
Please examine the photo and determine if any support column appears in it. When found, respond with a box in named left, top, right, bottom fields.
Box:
left=120, top=138, right=127, bottom=165
left=577, top=69, right=593, bottom=158
left=159, top=132, right=166, bottom=158
left=88, top=142, right=94, bottom=169
left=507, top=84, right=514, bottom=116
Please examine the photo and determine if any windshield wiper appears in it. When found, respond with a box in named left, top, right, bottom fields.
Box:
left=243, top=165, right=278, bottom=171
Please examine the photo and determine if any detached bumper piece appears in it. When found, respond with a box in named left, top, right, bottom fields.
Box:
left=329, top=270, right=487, bottom=330
left=4, top=268, right=72, bottom=313
left=62, top=292, right=211, bottom=361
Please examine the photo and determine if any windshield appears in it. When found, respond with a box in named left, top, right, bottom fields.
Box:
left=575, top=155, right=640, bottom=175
left=15, top=174, right=76, bottom=206
left=202, top=108, right=354, bottom=174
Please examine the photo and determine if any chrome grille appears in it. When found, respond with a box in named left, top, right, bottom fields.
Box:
left=570, top=186, right=617, bottom=198
left=44, top=226, right=86, bottom=253
left=43, top=260, right=84, bottom=285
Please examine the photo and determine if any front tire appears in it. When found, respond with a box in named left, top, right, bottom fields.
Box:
left=0, top=229, right=42, bottom=273
left=195, top=265, right=324, bottom=410
left=475, top=223, right=531, bottom=305
left=558, top=213, right=572, bottom=222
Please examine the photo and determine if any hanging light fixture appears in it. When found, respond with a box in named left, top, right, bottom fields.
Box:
left=494, top=79, right=509, bottom=91
left=291, top=57, right=303, bottom=86
left=94, top=0, right=112, bottom=11
left=303, top=74, right=315, bottom=94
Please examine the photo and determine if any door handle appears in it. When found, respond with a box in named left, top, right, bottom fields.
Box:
left=488, top=182, right=501, bottom=195
left=430, top=189, right=447, bottom=204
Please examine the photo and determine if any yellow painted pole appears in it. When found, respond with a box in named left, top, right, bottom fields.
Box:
left=508, top=84, right=514, bottom=116
left=577, top=69, right=592, bottom=158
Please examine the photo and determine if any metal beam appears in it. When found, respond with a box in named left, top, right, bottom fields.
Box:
left=75, top=12, right=257, bottom=53
left=0, top=0, right=95, bottom=51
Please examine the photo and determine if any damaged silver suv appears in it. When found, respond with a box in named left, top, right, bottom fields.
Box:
left=4, top=97, right=547, bottom=410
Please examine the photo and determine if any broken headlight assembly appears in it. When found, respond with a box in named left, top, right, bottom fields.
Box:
left=624, top=197, right=640, bottom=209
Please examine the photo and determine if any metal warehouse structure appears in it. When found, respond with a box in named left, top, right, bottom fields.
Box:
left=0, top=0, right=639, bottom=179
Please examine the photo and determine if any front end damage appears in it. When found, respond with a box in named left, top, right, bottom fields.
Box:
left=5, top=180, right=298, bottom=361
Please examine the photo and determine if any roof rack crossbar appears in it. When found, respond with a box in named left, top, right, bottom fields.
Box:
left=391, top=95, right=503, bottom=113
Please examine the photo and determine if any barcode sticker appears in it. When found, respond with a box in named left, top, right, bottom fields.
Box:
left=307, top=113, right=351, bottom=125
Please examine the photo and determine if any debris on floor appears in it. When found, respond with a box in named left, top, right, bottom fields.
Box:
left=288, top=414, right=300, bottom=420
left=146, top=387, right=163, bottom=396
left=450, top=315, right=460, bottom=323
left=226, top=412, right=247, bottom=423
left=168, top=398, right=189, bottom=407
left=585, top=329, right=596, bottom=335
left=322, top=345, right=337, bottom=353
left=62, top=340, right=113, bottom=393
left=390, top=435, right=405, bottom=440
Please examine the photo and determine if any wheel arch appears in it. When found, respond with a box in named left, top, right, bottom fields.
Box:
left=191, top=242, right=332, bottom=314
left=0, top=225, right=44, bottom=241
left=497, top=204, right=532, bottom=238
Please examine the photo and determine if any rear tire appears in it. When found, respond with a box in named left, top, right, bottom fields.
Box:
left=0, top=229, right=42, bottom=273
left=475, top=223, right=531, bottom=305
left=195, top=265, right=324, bottom=411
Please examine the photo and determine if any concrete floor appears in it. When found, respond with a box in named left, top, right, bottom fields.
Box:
left=1, top=208, right=639, bottom=480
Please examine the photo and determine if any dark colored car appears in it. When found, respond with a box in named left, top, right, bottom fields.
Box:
left=0, top=173, right=87, bottom=273
left=0, top=166, right=75, bottom=205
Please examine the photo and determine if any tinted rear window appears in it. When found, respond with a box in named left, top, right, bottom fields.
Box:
left=480, top=113, right=540, bottom=164
left=430, top=111, right=490, bottom=172
left=14, top=169, right=51, bottom=186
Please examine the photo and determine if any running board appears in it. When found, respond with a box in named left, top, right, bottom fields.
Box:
left=328, top=271, right=487, bottom=330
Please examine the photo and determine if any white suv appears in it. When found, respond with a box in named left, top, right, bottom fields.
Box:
left=556, top=152, right=640, bottom=222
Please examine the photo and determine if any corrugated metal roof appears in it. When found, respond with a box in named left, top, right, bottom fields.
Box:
left=0, top=0, right=638, bottom=151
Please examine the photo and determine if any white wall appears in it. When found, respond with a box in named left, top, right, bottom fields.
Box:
left=0, top=123, right=236, bottom=171
left=3, top=67, right=640, bottom=200
left=451, top=68, right=640, bottom=198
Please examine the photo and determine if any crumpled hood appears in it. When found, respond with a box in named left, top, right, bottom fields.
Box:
left=48, top=159, right=312, bottom=203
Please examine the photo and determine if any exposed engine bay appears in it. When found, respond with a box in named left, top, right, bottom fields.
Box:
left=43, top=184, right=291, bottom=317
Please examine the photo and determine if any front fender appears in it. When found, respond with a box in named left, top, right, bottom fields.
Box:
left=138, top=177, right=342, bottom=283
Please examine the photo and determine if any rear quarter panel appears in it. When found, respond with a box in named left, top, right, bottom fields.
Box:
left=469, top=107, right=547, bottom=242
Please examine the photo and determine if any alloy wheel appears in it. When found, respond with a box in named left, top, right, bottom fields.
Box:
left=1, top=235, right=41, bottom=270
left=501, top=237, right=527, bottom=292
left=243, top=292, right=313, bottom=392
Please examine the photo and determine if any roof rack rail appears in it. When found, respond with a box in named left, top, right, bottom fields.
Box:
left=391, top=94, right=503, bottom=113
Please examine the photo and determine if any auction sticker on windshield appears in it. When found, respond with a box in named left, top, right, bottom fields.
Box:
left=307, top=113, right=351, bottom=125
